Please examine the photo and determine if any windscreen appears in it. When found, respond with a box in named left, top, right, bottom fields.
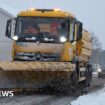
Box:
left=16, top=17, right=69, bottom=43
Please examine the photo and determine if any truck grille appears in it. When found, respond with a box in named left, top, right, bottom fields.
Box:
left=15, top=52, right=60, bottom=61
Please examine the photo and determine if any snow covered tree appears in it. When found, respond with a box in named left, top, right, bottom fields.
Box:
left=90, top=32, right=102, bottom=70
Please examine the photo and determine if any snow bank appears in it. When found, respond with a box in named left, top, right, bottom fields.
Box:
left=71, top=87, right=105, bottom=105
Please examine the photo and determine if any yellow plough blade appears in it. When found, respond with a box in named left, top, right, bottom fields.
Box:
left=0, top=61, right=75, bottom=89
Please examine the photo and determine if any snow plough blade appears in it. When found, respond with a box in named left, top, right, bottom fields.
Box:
left=0, top=61, right=75, bottom=89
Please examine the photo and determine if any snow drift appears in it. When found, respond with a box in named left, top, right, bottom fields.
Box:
left=71, top=86, right=105, bottom=105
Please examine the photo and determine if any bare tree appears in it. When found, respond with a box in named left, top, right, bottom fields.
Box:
left=90, top=32, right=102, bottom=69
left=91, top=32, right=102, bottom=50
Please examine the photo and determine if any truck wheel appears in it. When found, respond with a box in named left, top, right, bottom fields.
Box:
left=85, top=65, right=92, bottom=87
left=88, top=65, right=92, bottom=81
left=71, top=70, right=78, bottom=91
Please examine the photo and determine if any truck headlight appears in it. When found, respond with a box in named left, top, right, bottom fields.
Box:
left=60, top=36, right=67, bottom=43
left=98, top=68, right=102, bottom=73
left=12, top=36, right=18, bottom=41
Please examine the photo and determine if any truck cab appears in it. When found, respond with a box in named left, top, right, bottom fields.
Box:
left=6, top=9, right=82, bottom=62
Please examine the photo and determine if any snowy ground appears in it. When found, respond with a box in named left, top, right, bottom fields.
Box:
left=71, top=85, right=105, bottom=105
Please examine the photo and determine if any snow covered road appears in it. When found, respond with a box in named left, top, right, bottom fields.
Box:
left=0, top=78, right=105, bottom=105
left=0, top=95, right=75, bottom=105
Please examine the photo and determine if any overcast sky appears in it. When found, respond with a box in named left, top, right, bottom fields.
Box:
left=0, top=0, right=105, bottom=49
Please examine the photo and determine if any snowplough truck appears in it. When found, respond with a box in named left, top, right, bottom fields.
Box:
left=0, top=8, right=92, bottom=92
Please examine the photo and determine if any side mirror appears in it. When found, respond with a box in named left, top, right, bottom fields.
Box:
left=6, top=19, right=12, bottom=38
left=76, top=21, right=83, bottom=41
left=5, top=18, right=16, bottom=38
left=69, top=19, right=75, bottom=43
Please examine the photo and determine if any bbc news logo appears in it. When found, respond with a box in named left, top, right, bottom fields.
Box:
left=0, top=91, right=14, bottom=97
